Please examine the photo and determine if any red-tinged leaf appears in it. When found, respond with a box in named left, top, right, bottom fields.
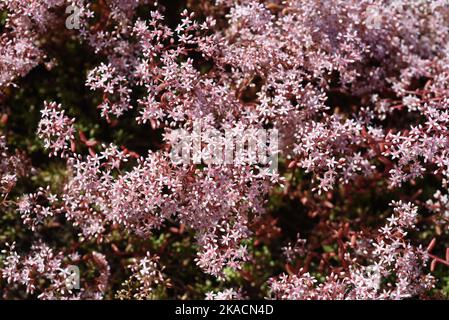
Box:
left=85, top=139, right=97, bottom=147
left=111, top=244, right=120, bottom=254
left=350, top=235, right=357, bottom=247
left=169, top=227, right=179, bottom=234
left=285, top=263, right=294, bottom=276
left=427, top=238, right=436, bottom=252
left=0, top=114, right=8, bottom=125
left=323, top=200, right=334, bottom=209
left=431, top=259, right=437, bottom=272
left=288, top=161, right=297, bottom=169
left=78, top=130, right=87, bottom=143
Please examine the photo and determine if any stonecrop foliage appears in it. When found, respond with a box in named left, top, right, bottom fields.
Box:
left=1, top=0, right=449, bottom=299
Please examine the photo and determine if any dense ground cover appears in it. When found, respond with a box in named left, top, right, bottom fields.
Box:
left=1, top=0, right=449, bottom=299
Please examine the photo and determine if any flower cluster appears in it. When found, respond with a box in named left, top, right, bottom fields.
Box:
left=116, top=252, right=169, bottom=300
left=0, top=136, right=29, bottom=196
left=1, top=242, right=109, bottom=299
left=205, top=288, right=245, bottom=300
left=1, top=0, right=449, bottom=300
left=37, top=102, right=75, bottom=157
left=17, top=187, right=57, bottom=231
left=268, top=202, right=434, bottom=300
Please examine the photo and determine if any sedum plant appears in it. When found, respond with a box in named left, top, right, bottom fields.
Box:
left=1, top=0, right=449, bottom=300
